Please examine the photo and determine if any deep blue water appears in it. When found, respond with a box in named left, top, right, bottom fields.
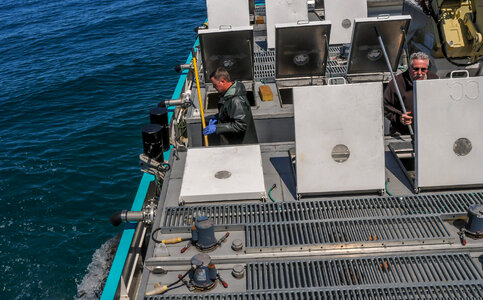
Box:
left=0, top=0, right=205, bottom=298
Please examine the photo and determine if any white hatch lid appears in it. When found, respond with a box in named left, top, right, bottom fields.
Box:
left=293, top=82, right=385, bottom=195
left=415, top=77, right=483, bottom=190
left=179, top=145, right=266, bottom=204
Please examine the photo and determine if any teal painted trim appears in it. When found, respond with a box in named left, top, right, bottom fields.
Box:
left=101, top=38, right=200, bottom=299
left=170, top=37, right=199, bottom=100
left=101, top=173, right=154, bottom=300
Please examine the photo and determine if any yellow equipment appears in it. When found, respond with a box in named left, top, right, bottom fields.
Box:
left=423, top=0, right=483, bottom=61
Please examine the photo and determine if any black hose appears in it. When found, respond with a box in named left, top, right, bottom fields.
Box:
left=157, top=267, right=194, bottom=295
left=167, top=268, right=192, bottom=288
left=158, top=162, right=171, bottom=172
left=151, top=227, right=163, bottom=243
left=164, top=283, right=185, bottom=293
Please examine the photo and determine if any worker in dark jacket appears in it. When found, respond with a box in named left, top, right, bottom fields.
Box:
left=203, top=67, right=258, bottom=145
left=383, top=52, right=439, bottom=135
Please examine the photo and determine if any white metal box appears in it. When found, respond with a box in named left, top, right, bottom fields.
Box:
left=415, top=77, right=483, bottom=190
left=179, top=145, right=266, bottom=204
left=265, top=0, right=308, bottom=49
left=293, top=82, right=385, bottom=195
left=206, top=0, right=250, bottom=29
left=324, top=0, right=367, bottom=45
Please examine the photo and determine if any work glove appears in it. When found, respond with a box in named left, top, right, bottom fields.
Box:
left=203, top=118, right=217, bottom=135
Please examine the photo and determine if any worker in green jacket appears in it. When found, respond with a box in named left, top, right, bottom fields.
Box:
left=203, top=67, right=258, bottom=145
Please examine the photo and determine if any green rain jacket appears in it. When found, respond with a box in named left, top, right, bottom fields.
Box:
left=216, top=81, right=258, bottom=145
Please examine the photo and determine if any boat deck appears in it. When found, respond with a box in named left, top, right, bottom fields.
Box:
left=117, top=1, right=483, bottom=299
left=136, top=141, right=483, bottom=299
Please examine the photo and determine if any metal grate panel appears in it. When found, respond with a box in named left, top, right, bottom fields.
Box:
left=326, top=59, right=347, bottom=76
left=329, top=45, right=342, bottom=56
left=254, top=50, right=275, bottom=80
left=161, top=192, right=483, bottom=232
left=244, top=215, right=452, bottom=251
left=146, top=283, right=483, bottom=300
left=246, top=253, right=483, bottom=290
left=255, top=5, right=265, bottom=15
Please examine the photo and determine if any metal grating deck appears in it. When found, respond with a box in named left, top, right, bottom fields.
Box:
left=161, top=192, right=483, bottom=232
left=329, top=46, right=342, bottom=56
left=326, top=59, right=347, bottom=76
left=254, top=50, right=275, bottom=80
left=255, top=5, right=265, bottom=15
left=246, top=253, right=483, bottom=290
left=146, top=283, right=483, bottom=299
left=326, top=45, right=348, bottom=76
left=244, top=215, right=452, bottom=251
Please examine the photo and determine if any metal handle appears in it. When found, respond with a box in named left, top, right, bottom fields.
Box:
left=297, top=19, right=309, bottom=25
left=377, top=14, right=390, bottom=19
left=450, top=70, right=470, bottom=78
left=328, top=77, right=347, bottom=85
left=219, top=24, right=232, bottom=30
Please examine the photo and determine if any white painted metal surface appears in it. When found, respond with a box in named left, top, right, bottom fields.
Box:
left=324, top=0, right=367, bottom=44
left=265, top=0, right=308, bottom=49
left=206, top=0, right=250, bottom=29
left=415, top=77, right=483, bottom=190
left=179, top=145, right=266, bottom=204
left=293, top=82, right=385, bottom=195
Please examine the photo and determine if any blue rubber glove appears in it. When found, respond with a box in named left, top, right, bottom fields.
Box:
left=203, top=118, right=217, bottom=135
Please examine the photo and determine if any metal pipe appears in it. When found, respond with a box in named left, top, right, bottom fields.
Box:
left=163, top=99, right=184, bottom=106
left=125, top=211, right=144, bottom=222
left=374, top=26, right=414, bottom=136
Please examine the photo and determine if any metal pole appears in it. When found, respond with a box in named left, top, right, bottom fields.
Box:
left=374, top=26, right=414, bottom=136
left=192, top=50, right=210, bottom=147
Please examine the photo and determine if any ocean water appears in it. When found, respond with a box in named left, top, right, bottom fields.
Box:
left=0, top=0, right=205, bottom=299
